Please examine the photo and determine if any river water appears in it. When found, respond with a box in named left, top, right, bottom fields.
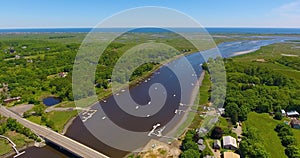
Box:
left=17, top=36, right=300, bottom=158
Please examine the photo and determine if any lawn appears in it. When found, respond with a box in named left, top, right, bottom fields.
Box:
left=26, top=110, right=78, bottom=133
left=0, top=131, right=33, bottom=156
left=199, top=71, right=211, bottom=105
left=0, top=139, right=11, bottom=156
left=46, top=111, right=78, bottom=133
left=245, top=112, right=287, bottom=158
left=27, top=115, right=42, bottom=124
left=292, top=129, right=300, bottom=148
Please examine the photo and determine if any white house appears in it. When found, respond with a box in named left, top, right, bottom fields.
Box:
left=287, top=111, right=299, bottom=117
left=223, top=136, right=238, bottom=150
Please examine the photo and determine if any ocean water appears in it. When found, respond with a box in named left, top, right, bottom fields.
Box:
left=0, top=27, right=300, bottom=34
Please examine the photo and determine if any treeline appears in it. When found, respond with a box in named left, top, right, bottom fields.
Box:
left=277, top=56, right=300, bottom=71
left=275, top=123, right=300, bottom=158
left=0, top=39, right=78, bottom=59
left=0, top=116, right=41, bottom=142
left=0, top=33, right=199, bottom=104
left=223, top=60, right=300, bottom=124
left=202, top=57, right=226, bottom=108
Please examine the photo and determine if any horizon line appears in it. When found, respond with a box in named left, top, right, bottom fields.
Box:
left=1, top=26, right=300, bottom=29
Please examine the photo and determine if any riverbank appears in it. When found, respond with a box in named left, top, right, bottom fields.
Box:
left=166, top=71, right=206, bottom=139
left=0, top=142, right=34, bottom=158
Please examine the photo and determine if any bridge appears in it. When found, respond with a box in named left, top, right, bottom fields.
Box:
left=0, top=106, right=109, bottom=158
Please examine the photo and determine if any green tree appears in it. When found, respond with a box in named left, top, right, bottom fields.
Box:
left=180, top=149, right=200, bottom=158
left=33, top=105, right=45, bottom=116
left=225, top=103, right=239, bottom=124
left=274, top=112, right=283, bottom=120
left=285, top=145, right=300, bottom=158
left=281, top=136, right=296, bottom=147
left=182, top=141, right=198, bottom=151
left=238, top=105, right=249, bottom=121
left=210, top=126, right=223, bottom=139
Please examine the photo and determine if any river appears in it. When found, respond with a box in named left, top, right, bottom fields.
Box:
left=16, top=36, right=300, bottom=158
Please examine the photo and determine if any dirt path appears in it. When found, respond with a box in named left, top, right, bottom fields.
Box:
left=205, top=139, right=221, bottom=158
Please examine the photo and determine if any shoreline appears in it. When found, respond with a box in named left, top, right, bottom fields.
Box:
left=164, top=71, right=206, bottom=139
left=0, top=142, right=35, bottom=158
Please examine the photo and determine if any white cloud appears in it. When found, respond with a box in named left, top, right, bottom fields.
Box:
left=272, top=0, right=300, bottom=17
left=265, top=0, right=300, bottom=27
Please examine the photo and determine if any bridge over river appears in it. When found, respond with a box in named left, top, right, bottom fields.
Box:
left=0, top=106, right=109, bottom=158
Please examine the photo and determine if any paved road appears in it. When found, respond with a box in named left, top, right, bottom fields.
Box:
left=0, top=106, right=109, bottom=158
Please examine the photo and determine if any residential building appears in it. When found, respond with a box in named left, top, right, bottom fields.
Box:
left=198, top=144, right=206, bottom=152
left=223, top=152, right=240, bottom=158
left=197, top=139, right=204, bottom=145
left=197, top=138, right=206, bottom=151
left=287, top=111, right=299, bottom=117
left=213, top=139, right=221, bottom=149
left=291, top=118, right=300, bottom=129
left=223, top=136, right=238, bottom=150
left=4, top=97, right=21, bottom=104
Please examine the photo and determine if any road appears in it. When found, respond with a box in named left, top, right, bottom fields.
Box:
left=0, top=106, right=109, bottom=158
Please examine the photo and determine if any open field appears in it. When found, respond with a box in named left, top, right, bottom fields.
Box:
left=245, top=112, right=287, bottom=158
left=26, top=110, right=77, bottom=133
left=292, top=129, right=300, bottom=148
left=46, top=111, right=78, bottom=133
left=234, top=43, right=300, bottom=80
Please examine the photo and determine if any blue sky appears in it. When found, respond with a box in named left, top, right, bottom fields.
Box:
left=1, top=0, right=300, bottom=28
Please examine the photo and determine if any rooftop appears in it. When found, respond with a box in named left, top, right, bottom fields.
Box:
left=197, top=139, right=204, bottom=145
left=224, top=152, right=240, bottom=158
left=198, top=144, right=206, bottom=151
left=291, top=118, right=300, bottom=125
left=287, top=111, right=299, bottom=116
left=223, top=136, right=237, bottom=148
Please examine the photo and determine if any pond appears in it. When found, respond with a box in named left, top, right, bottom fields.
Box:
left=43, top=97, right=61, bottom=106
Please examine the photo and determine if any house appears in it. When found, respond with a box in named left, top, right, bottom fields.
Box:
left=281, top=109, right=286, bottom=116
left=198, top=144, right=206, bottom=152
left=223, top=152, right=240, bottom=158
left=197, top=127, right=208, bottom=136
left=213, top=139, right=221, bottom=149
left=197, top=139, right=204, bottom=145
left=291, top=118, right=300, bottom=129
left=4, top=97, right=21, bottom=104
left=287, top=111, right=300, bottom=118
left=197, top=138, right=206, bottom=151
left=223, top=136, right=238, bottom=150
